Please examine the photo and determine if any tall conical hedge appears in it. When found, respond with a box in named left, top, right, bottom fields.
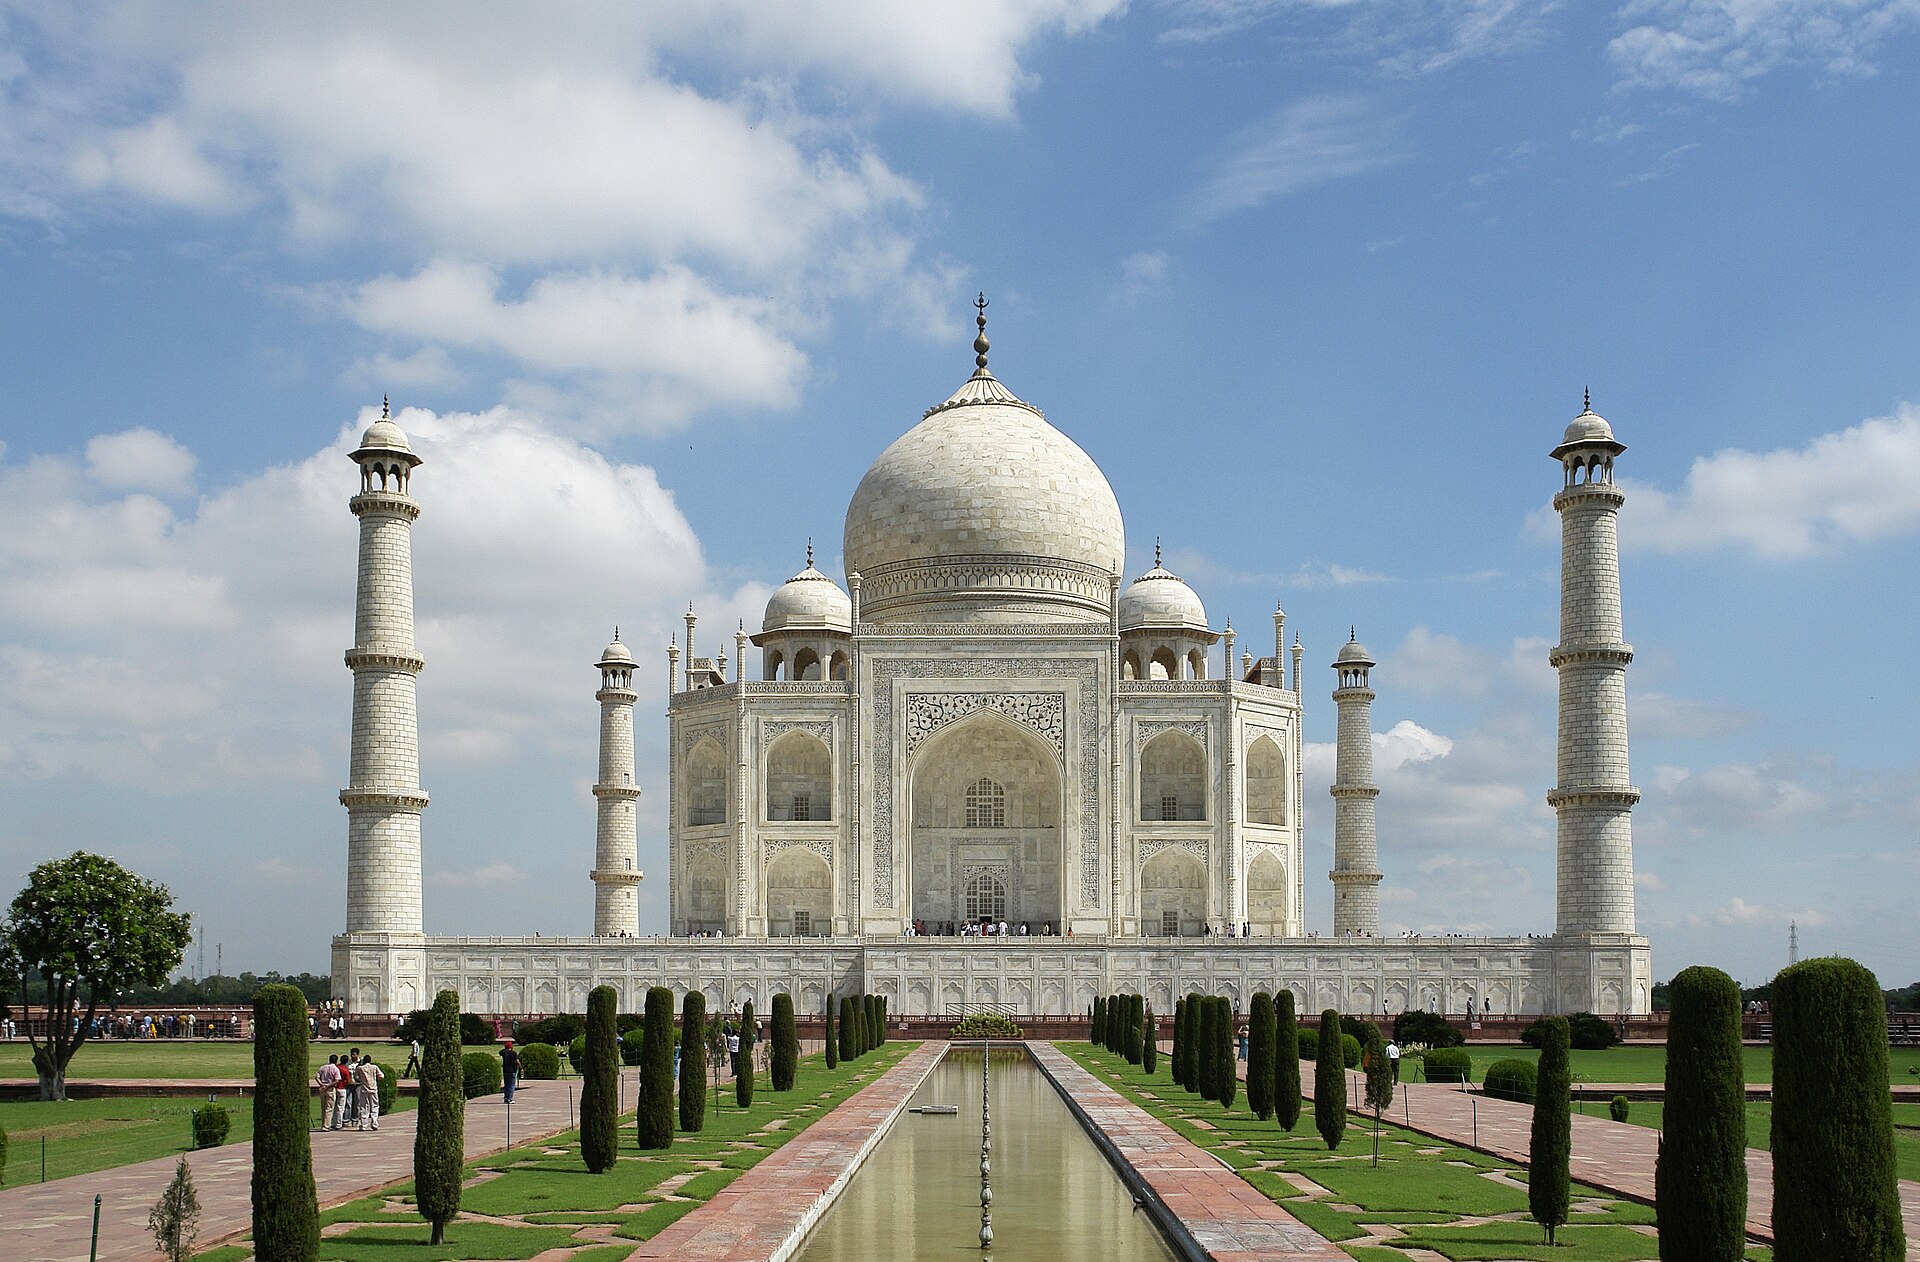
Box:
left=1194, top=995, right=1216, bottom=1098
left=1214, top=997, right=1237, bottom=1109
left=1315, top=1009, right=1345, bottom=1150
left=837, top=996, right=856, bottom=1062
left=416, top=990, right=466, bottom=1240
left=1124, top=993, right=1143, bottom=1064
left=1529, top=1015, right=1571, bottom=1245
left=736, top=999, right=756, bottom=1108
left=866, top=995, right=880, bottom=1053
left=1248, top=993, right=1275, bottom=1121
left=1143, top=1002, right=1158, bottom=1073
left=1656, top=966, right=1746, bottom=1261
left=1092, top=995, right=1107, bottom=1047
left=824, top=997, right=839, bottom=1070
left=250, top=983, right=318, bottom=1262
left=636, top=987, right=675, bottom=1149
left=770, top=993, right=798, bottom=1091
left=1171, top=998, right=1188, bottom=1087
left=678, top=991, right=707, bottom=1133
left=1275, top=990, right=1302, bottom=1131
left=1772, top=957, right=1904, bottom=1261
left=580, top=986, right=618, bottom=1174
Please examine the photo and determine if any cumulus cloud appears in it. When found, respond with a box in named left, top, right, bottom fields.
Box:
left=1191, top=96, right=1403, bottom=223
left=1388, top=626, right=1555, bottom=699
left=85, top=428, right=198, bottom=496
left=1610, top=0, right=1920, bottom=99
left=1625, top=405, right=1920, bottom=557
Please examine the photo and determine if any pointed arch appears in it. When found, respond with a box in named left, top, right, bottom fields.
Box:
left=766, top=849, right=830, bottom=936
left=1247, top=851, right=1288, bottom=935
left=766, top=730, right=831, bottom=821
left=1149, top=646, right=1178, bottom=681
left=687, top=737, right=727, bottom=826
left=1139, top=729, right=1206, bottom=821
left=1140, top=848, right=1206, bottom=936
left=792, top=647, right=821, bottom=681
left=1246, top=735, right=1288, bottom=826
left=763, top=648, right=785, bottom=681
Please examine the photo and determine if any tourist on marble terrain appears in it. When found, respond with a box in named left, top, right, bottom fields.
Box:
left=317, top=1055, right=340, bottom=1131
left=357, top=1054, right=385, bottom=1131
left=404, top=1035, right=422, bottom=1078
left=501, top=1038, right=520, bottom=1103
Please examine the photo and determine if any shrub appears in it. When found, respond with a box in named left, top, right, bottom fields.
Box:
left=1610, top=1094, right=1630, bottom=1123
left=1392, top=1009, right=1465, bottom=1049
left=637, top=987, right=675, bottom=1149
left=866, top=995, right=881, bottom=1053
left=1483, top=1058, right=1537, bottom=1103
left=514, top=1014, right=584, bottom=1048
left=1656, top=965, right=1745, bottom=1262
left=771, top=993, right=798, bottom=1091
left=1092, top=995, right=1107, bottom=1047
left=1214, top=997, right=1236, bottom=1109
left=0, top=1120, right=8, bottom=1184
left=568, top=1034, right=587, bottom=1072
left=1194, top=996, right=1217, bottom=1098
left=517, top=1043, right=560, bottom=1080
left=459, top=1013, right=496, bottom=1045
left=1315, top=1010, right=1345, bottom=1150
left=1523, top=1011, right=1618, bottom=1051
left=1142, top=1003, right=1157, bottom=1073
left=824, top=997, right=838, bottom=1071
left=191, top=1102, right=230, bottom=1149
left=1422, top=1047, right=1473, bottom=1083
left=1297, top=1026, right=1319, bottom=1061
left=372, top=1060, right=397, bottom=1116
left=392, top=1009, right=432, bottom=1045
left=1361, top=1020, right=1393, bottom=1118
left=1274, top=990, right=1302, bottom=1132
left=736, top=1000, right=755, bottom=1108
left=1341, top=1033, right=1362, bottom=1069
left=678, top=991, right=707, bottom=1133
left=1771, top=956, right=1903, bottom=1260
left=838, top=996, right=856, bottom=1063
left=620, top=1032, right=645, bottom=1067
left=1529, top=1016, right=1571, bottom=1245
left=462, top=1051, right=503, bottom=1099
left=1125, top=993, right=1144, bottom=1064
left=148, top=1155, right=201, bottom=1262
left=581, top=985, right=618, bottom=1175
left=952, top=1013, right=1022, bottom=1038
left=251, top=983, right=318, bottom=1262
left=415, top=990, right=465, bottom=1243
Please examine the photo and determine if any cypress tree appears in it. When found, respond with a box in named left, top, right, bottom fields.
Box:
left=1529, top=1015, right=1572, bottom=1245
left=1124, top=993, right=1142, bottom=1064
left=1143, top=1003, right=1158, bottom=1073
left=1656, top=965, right=1746, bottom=1261
left=1275, top=990, right=1302, bottom=1132
left=1184, top=992, right=1205, bottom=1092
left=678, top=991, right=708, bottom=1133
left=877, top=995, right=888, bottom=1045
left=736, top=999, right=756, bottom=1108
left=866, top=995, right=880, bottom=1053
left=250, top=983, right=318, bottom=1262
left=637, top=987, right=676, bottom=1149
left=1171, top=998, right=1187, bottom=1087
left=415, top=990, right=466, bottom=1240
left=1092, top=995, right=1106, bottom=1047
left=824, top=998, right=839, bottom=1070
left=771, top=993, right=798, bottom=1091
left=1315, top=1009, right=1345, bottom=1150
left=1194, top=996, right=1215, bottom=1098
left=1109, top=994, right=1121, bottom=1054
left=1362, top=1020, right=1393, bottom=1166
left=1772, top=957, right=1904, bottom=1261
left=579, top=986, right=617, bottom=1175
left=1214, top=997, right=1237, bottom=1109
left=1248, top=992, right=1275, bottom=1121
left=837, top=996, right=856, bottom=1063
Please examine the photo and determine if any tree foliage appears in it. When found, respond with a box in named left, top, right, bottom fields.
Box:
left=1142, top=1002, right=1157, bottom=1073
left=678, top=991, right=707, bottom=1133
left=1315, top=1009, right=1345, bottom=1150
left=1092, top=995, right=1106, bottom=1048
left=737, top=999, right=756, bottom=1108
left=251, top=983, right=318, bottom=1262
left=1171, top=998, right=1187, bottom=1089
left=149, top=1156, right=202, bottom=1262
left=1248, top=993, right=1275, bottom=1121
left=1391, top=1009, right=1465, bottom=1049
left=580, top=986, right=619, bottom=1175
left=771, top=992, right=798, bottom=1091
left=1194, top=995, right=1216, bottom=1099
left=637, top=986, right=676, bottom=1149
left=1656, top=965, right=1746, bottom=1262
left=1771, top=957, right=1904, bottom=1261
left=824, top=996, right=839, bottom=1070
left=1274, top=990, right=1302, bottom=1132
left=1124, top=993, right=1144, bottom=1064
left=416, top=990, right=466, bottom=1241
left=1213, top=997, right=1236, bottom=1109
left=0, top=852, right=193, bottom=1099
left=1528, top=1015, right=1571, bottom=1245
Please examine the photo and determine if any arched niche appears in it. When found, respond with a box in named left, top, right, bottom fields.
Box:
left=766, top=849, right=830, bottom=936
left=766, top=730, right=831, bottom=821
left=1246, top=851, right=1288, bottom=935
left=686, top=737, right=727, bottom=826
left=762, top=648, right=785, bottom=681
left=1149, top=647, right=1178, bottom=681
left=1140, top=847, right=1206, bottom=936
left=1245, top=735, right=1288, bottom=826
left=684, top=849, right=727, bottom=932
left=792, top=647, right=821, bottom=681
left=1139, top=730, right=1206, bottom=822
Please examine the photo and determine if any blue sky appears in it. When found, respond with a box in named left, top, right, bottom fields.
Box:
left=2, top=2, right=1917, bottom=991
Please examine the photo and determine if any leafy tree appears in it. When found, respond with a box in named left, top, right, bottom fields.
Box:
left=1529, top=1015, right=1572, bottom=1245
left=678, top=991, right=707, bottom=1132
left=1274, top=990, right=1301, bottom=1132
left=1656, top=965, right=1746, bottom=1261
left=1390, top=1009, right=1465, bottom=1049
left=1315, top=1009, right=1345, bottom=1150
left=1142, top=1002, right=1157, bottom=1073
left=1248, top=993, right=1275, bottom=1121
left=148, top=1156, right=202, bottom=1262
left=580, top=985, right=618, bottom=1174
left=415, top=990, right=465, bottom=1241
left=771, top=993, right=797, bottom=1090
left=1771, top=957, right=1904, bottom=1261
left=251, top=983, right=318, bottom=1262
left=824, top=997, right=839, bottom=1070
left=737, top=999, right=756, bottom=1108
left=0, top=852, right=193, bottom=1100
left=636, top=987, right=675, bottom=1149
left=1214, top=997, right=1236, bottom=1109
left=1092, top=995, right=1107, bottom=1047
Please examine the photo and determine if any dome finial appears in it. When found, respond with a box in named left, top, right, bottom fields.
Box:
left=1154, top=536, right=1162, bottom=567
left=1350, top=625, right=1357, bottom=642
left=382, top=394, right=390, bottom=420
left=807, top=537, right=814, bottom=568
left=613, top=625, right=620, bottom=642
left=973, top=293, right=991, bottom=372
left=1583, top=386, right=1592, bottom=415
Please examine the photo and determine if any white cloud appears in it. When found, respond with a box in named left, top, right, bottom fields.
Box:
left=1158, top=0, right=1552, bottom=73
left=85, top=428, right=198, bottom=496
left=1375, top=719, right=1454, bottom=770
left=1647, top=760, right=1827, bottom=838
left=1708, top=896, right=1828, bottom=928
left=1387, top=626, right=1555, bottom=699
left=1191, top=96, right=1403, bottom=223
left=1633, top=691, right=1758, bottom=740
left=1635, top=871, right=1666, bottom=891
left=1610, top=0, right=1920, bottom=99
left=1288, top=560, right=1398, bottom=589
left=1626, top=405, right=1920, bottom=557
left=1113, top=251, right=1171, bottom=305
left=66, top=115, right=249, bottom=211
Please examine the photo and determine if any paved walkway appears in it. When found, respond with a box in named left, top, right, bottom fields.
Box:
left=1, top=1069, right=636, bottom=1262
left=630, top=1042, right=945, bottom=1262
left=1032, top=1042, right=1345, bottom=1262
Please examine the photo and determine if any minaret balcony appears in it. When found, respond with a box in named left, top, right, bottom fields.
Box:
left=589, top=867, right=644, bottom=886
left=1547, top=643, right=1633, bottom=668
left=1545, top=785, right=1641, bottom=808
left=592, top=783, right=643, bottom=800
left=348, top=490, right=421, bottom=520
left=339, top=787, right=431, bottom=810
left=345, top=647, right=426, bottom=672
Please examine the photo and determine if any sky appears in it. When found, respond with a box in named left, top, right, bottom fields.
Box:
left=2, top=1, right=1917, bottom=993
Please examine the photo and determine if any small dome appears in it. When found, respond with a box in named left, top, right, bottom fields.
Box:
left=1335, top=634, right=1374, bottom=667
left=762, top=562, right=852, bottom=634
left=1561, top=409, right=1614, bottom=446
left=359, top=417, right=413, bottom=453
left=1119, top=561, right=1208, bottom=633
left=599, top=635, right=633, bottom=665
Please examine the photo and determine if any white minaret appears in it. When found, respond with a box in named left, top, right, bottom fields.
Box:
left=1549, top=395, right=1638, bottom=935
left=1329, top=630, right=1382, bottom=936
left=342, top=399, right=428, bottom=935
left=591, top=631, right=643, bottom=936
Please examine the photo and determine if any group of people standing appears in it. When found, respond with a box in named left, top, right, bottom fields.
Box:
left=316, top=1048, right=387, bottom=1132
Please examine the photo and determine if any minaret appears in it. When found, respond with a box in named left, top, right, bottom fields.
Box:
left=591, top=631, right=643, bottom=936
left=1549, top=395, right=1638, bottom=936
left=342, top=399, right=428, bottom=936
left=1329, top=630, right=1382, bottom=936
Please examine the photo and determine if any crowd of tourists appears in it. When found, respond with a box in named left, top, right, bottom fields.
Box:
left=315, top=1048, right=388, bottom=1132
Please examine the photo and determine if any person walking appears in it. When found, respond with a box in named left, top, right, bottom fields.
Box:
left=356, top=1054, right=385, bottom=1131
left=500, top=1039, right=520, bottom=1104
left=1386, top=1039, right=1401, bottom=1083
left=403, top=1036, right=422, bottom=1078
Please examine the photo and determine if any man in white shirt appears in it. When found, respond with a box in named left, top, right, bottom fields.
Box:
left=316, top=1056, right=341, bottom=1131
left=1385, top=1040, right=1401, bottom=1083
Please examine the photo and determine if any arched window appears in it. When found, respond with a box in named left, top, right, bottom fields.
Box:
left=1246, top=736, right=1288, bottom=826
left=766, top=731, right=831, bottom=822
left=1139, top=731, right=1206, bottom=822
left=1122, top=652, right=1141, bottom=681
left=792, top=647, right=821, bottom=681
left=964, top=778, right=1005, bottom=828
left=763, top=649, right=784, bottom=682
left=966, top=872, right=1007, bottom=921
left=687, top=738, right=727, bottom=826
left=1149, top=647, right=1178, bottom=681
left=828, top=650, right=849, bottom=681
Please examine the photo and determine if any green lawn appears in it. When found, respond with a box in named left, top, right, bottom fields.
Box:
left=193, top=1041, right=916, bottom=1260
left=0, top=1038, right=444, bottom=1082
left=1612, top=1098, right=1920, bottom=1183
left=1062, top=1042, right=1775, bottom=1262
left=1406, top=1043, right=1920, bottom=1086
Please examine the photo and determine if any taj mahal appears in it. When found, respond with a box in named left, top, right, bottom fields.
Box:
left=332, top=302, right=1653, bottom=1021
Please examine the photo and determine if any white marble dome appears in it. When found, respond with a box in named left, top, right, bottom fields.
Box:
left=843, top=366, right=1125, bottom=624
left=1335, top=635, right=1374, bottom=666
left=1119, top=561, right=1208, bottom=632
left=762, top=561, right=853, bottom=633
left=599, top=635, right=633, bottom=664
left=1560, top=409, right=1615, bottom=446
